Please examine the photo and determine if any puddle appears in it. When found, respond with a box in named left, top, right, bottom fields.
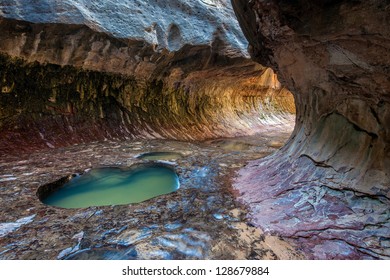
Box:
left=0, top=215, right=36, bottom=237
left=208, top=139, right=254, bottom=151
left=38, top=164, right=180, bottom=208
left=65, top=247, right=138, bottom=260
left=137, top=152, right=183, bottom=161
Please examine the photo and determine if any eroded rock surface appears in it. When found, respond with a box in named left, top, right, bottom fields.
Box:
left=0, top=128, right=300, bottom=260
left=232, top=0, right=390, bottom=259
left=0, top=0, right=248, bottom=55
left=0, top=0, right=299, bottom=260
left=0, top=1, right=294, bottom=153
left=0, top=48, right=293, bottom=154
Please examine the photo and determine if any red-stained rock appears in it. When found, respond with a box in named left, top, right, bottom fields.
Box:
left=0, top=17, right=294, bottom=154
left=232, top=0, right=390, bottom=259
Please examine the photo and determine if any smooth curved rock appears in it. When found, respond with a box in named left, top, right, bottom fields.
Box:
left=232, top=0, right=390, bottom=259
left=0, top=0, right=248, bottom=56
left=0, top=3, right=294, bottom=154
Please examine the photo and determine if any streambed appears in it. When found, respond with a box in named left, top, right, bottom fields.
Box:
left=0, top=123, right=301, bottom=260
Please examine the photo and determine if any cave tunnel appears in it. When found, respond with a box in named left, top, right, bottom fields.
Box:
left=0, top=0, right=389, bottom=260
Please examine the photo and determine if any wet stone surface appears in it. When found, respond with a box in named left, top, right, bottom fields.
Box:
left=0, top=125, right=302, bottom=260
left=136, top=152, right=184, bottom=161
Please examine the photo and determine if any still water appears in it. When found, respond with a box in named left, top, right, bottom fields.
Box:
left=137, top=152, right=183, bottom=161
left=42, top=165, right=180, bottom=208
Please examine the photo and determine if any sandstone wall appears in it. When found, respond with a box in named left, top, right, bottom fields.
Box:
left=0, top=0, right=248, bottom=55
left=0, top=14, right=294, bottom=154
left=232, top=0, right=390, bottom=259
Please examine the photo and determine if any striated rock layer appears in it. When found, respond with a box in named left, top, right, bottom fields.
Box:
left=232, top=0, right=390, bottom=259
left=0, top=0, right=249, bottom=55
left=0, top=10, right=294, bottom=154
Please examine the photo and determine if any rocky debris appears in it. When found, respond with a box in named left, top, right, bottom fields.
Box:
left=232, top=0, right=390, bottom=259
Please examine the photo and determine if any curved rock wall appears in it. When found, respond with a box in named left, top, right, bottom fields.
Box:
left=0, top=49, right=293, bottom=153
left=0, top=11, right=294, bottom=154
left=232, top=0, right=390, bottom=259
left=0, top=0, right=248, bottom=56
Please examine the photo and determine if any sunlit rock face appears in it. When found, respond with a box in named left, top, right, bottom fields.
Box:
left=0, top=0, right=248, bottom=55
left=232, top=0, right=390, bottom=259
left=0, top=0, right=249, bottom=71
left=0, top=1, right=294, bottom=154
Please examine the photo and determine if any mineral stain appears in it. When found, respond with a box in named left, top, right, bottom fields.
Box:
left=41, top=165, right=180, bottom=208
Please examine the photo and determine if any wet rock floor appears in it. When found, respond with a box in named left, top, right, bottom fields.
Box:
left=0, top=124, right=303, bottom=260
